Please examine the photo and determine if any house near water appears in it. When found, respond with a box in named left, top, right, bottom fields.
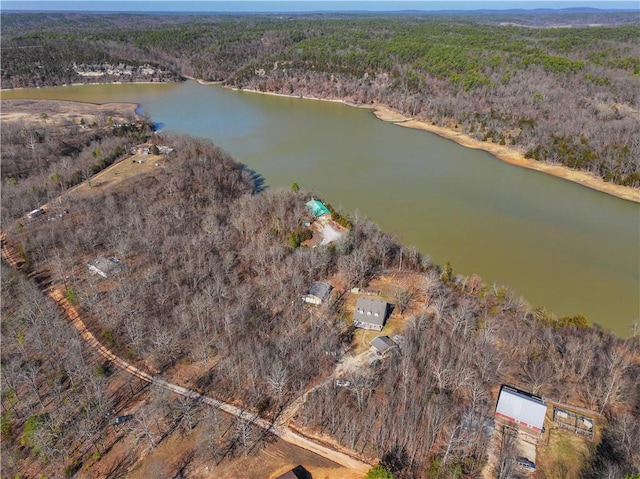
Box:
left=353, top=297, right=390, bottom=331
left=305, top=199, right=331, bottom=218
left=495, top=385, right=547, bottom=441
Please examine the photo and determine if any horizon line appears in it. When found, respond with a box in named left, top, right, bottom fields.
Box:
left=3, top=1, right=639, bottom=14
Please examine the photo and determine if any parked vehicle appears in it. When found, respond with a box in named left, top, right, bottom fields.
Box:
left=112, top=414, right=133, bottom=425
left=516, top=457, right=536, bottom=471
left=27, top=208, right=44, bottom=219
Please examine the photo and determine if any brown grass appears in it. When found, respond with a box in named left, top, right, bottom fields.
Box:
left=123, top=419, right=361, bottom=479
left=535, top=404, right=598, bottom=479
left=0, top=99, right=137, bottom=129
left=344, top=272, right=424, bottom=354
left=536, top=429, right=592, bottom=479
left=64, top=152, right=166, bottom=201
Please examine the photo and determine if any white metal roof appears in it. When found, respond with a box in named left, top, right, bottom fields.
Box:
left=496, top=386, right=547, bottom=431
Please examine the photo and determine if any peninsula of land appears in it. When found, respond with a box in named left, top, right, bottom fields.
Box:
left=2, top=96, right=638, bottom=479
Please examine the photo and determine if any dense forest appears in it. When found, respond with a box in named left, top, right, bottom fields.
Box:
left=1, top=8, right=639, bottom=479
left=1, top=100, right=639, bottom=477
left=1, top=11, right=639, bottom=186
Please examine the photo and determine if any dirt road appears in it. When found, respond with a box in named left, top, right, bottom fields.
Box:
left=1, top=232, right=370, bottom=476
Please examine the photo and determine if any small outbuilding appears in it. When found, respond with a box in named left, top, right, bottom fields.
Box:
left=158, top=145, right=174, bottom=154
left=353, top=297, right=390, bottom=331
left=275, top=466, right=311, bottom=479
left=495, top=385, right=547, bottom=438
left=370, top=335, right=397, bottom=355
left=303, top=281, right=333, bottom=305
left=87, top=257, right=122, bottom=278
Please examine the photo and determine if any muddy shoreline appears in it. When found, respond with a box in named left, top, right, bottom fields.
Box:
left=231, top=86, right=640, bottom=204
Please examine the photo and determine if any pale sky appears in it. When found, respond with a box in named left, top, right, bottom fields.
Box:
left=2, top=0, right=638, bottom=12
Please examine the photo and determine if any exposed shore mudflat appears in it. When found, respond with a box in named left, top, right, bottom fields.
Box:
left=6, top=80, right=637, bottom=204
left=371, top=105, right=640, bottom=204
left=0, top=98, right=138, bottom=126
left=232, top=87, right=640, bottom=204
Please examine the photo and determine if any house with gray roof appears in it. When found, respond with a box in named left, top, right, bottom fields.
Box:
left=370, top=335, right=397, bottom=355
left=87, top=257, right=122, bottom=278
left=495, top=385, right=547, bottom=439
left=353, top=297, right=390, bottom=331
left=303, top=281, right=333, bottom=305
left=275, top=466, right=311, bottom=479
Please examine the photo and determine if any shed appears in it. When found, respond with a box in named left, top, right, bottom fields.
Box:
left=305, top=199, right=331, bottom=218
left=87, top=257, right=122, bottom=278
left=495, top=385, right=547, bottom=436
left=303, top=281, right=333, bottom=305
left=275, top=466, right=311, bottom=479
left=353, top=297, right=390, bottom=331
left=370, top=335, right=397, bottom=355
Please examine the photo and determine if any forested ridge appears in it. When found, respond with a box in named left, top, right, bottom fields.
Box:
left=1, top=9, right=640, bottom=479
left=1, top=100, right=639, bottom=477
left=1, top=11, right=639, bottom=187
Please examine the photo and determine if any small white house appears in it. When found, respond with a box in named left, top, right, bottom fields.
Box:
left=87, top=257, right=122, bottom=278
left=303, top=282, right=333, bottom=305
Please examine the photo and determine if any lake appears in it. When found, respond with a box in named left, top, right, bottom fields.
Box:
left=3, top=80, right=639, bottom=336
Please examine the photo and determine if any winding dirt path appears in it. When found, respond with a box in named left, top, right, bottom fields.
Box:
left=0, top=232, right=370, bottom=475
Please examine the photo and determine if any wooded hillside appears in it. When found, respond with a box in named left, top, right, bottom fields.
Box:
left=2, top=122, right=639, bottom=477
left=1, top=9, right=639, bottom=478
left=1, top=11, right=639, bottom=187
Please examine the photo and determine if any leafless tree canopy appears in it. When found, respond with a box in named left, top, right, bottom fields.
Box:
left=2, top=119, right=638, bottom=477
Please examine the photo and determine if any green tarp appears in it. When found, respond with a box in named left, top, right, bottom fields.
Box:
left=306, top=199, right=330, bottom=217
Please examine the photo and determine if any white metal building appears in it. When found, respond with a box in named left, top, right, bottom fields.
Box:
left=495, top=385, right=547, bottom=436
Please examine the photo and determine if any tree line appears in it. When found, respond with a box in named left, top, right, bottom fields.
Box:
left=2, top=11, right=639, bottom=186
left=2, top=124, right=638, bottom=477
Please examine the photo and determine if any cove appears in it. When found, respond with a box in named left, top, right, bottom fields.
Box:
left=3, top=80, right=639, bottom=336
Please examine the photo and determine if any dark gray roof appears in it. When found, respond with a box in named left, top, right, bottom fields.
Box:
left=306, top=281, right=332, bottom=301
left=87, top=257, right=121, bottom=277
left=275, top=466, right=310, bottom=479
left=353, top=297, right=389, bottom=326
left=276, top=473, right=299, bottom=479
left=496, top=386, right=547, bottom=432
left=370, top=336, right=396, bottom=354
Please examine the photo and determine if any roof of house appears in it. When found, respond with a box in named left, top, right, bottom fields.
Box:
left=276, top=473, right=300, bottom=479
left=275, top=466, right=310, bottom=479
left=353, top=297, right=389, bottom=326
left=87, top=257, right=121, bottom=277
left=306, top=199, right=331, bottom=217
left=495, top=386, right=547, bottom=432
left=370, top=335, right=396, bottom=354
left=306, top=281, right=332, bottom=301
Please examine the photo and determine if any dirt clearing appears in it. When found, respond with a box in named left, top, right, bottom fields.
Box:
left=64, top=150, right=167, bottom=200
left=1, top=99, right=137, bottom=128
left=123, top=416, right=362, bottom=479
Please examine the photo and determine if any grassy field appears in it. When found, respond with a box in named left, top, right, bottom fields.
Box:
left=536, top=404, right=597, bottom=479
left=65, top=150, right=167, bottom=200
